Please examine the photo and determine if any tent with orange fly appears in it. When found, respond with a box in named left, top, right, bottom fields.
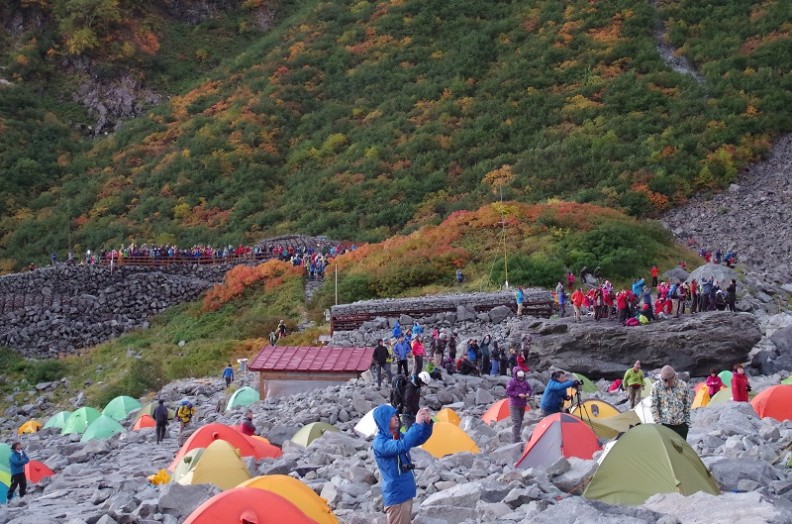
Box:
left=183, top=487, right=318, bottom=524
left=25, top=460, right=54, bottom=483
left=133, top=415, right=157, bottom=430
left=515, top=413, right=601, bottom=469
left=168, top=423, right=281, bottom=471
left=481, top=399, right=528, bottom=425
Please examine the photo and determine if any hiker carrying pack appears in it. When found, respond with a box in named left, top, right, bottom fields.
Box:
left=390, top=374, right=409, bottom=414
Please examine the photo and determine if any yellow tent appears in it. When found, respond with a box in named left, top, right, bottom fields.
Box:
left=239, top=475, right=338, bottom=524
left=583, top=410, right=642, bottom=440
left=17, top=420, right=43, bottom=435
left=435, top=408, right=461, bottom=426
left=569, top=399, right=620, bottom=420
left=178, top=440, right=250, bottom=490
left=692, top=387, right=711, bottom=409
left=420, top=421, right=480, bottom=458
left=171, top=448, right=204, bottom=484
left=709, top=389, right=732, bottom=406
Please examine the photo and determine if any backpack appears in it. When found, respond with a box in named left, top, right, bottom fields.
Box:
left=390, top=374, right=409, bottom=413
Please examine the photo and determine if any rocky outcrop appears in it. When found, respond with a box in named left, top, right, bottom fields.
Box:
left=73, top=73, right=162, bottom=135
left=662, top=134, right=792, bottom=285
left=516, top=311, right=762, bottom=378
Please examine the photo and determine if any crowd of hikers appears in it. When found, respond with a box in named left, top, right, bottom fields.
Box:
left=35, top=240, right=357, bottom=281
left=551, top=263, right=739, bottom=326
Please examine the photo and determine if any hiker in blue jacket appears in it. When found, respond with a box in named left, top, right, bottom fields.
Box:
left=393, top=335, right=412, bottom=376
left=372, top=404, right=433, bottom=524
left=222, top=363, right=234, bottom=387
left=540, top=371, right=580, bottom=416
left=7, top=442, right=30, bottom=501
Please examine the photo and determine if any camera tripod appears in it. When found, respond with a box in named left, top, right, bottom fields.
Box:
left=569, top=385, right=595, bottom=431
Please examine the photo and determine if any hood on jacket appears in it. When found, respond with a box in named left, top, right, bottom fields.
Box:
left=374, top=404, right=398, bottom=438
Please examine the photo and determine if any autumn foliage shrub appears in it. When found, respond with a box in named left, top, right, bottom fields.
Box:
left=203, top=260, right=303, bottom=311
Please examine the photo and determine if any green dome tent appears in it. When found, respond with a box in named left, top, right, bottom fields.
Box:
left=81, top=415, right=126, bottom=442
left=290, top=422, right=339, bottom=447
left=61, top=407, right=102, bottom=435
left=583, top=424, right=719, bottom=505
left=718, top=370, right=733, bottom=388
left=102, top=396, right=142, bottom=421
left=0, top=443, right=11, bottom=469
left=226, top=386, right=260, bottom=411
left=782, top=376, right=792, bottom=385
left=572, top=373, right=598, bottom=394
left=43, top=411, right=72, bottom=430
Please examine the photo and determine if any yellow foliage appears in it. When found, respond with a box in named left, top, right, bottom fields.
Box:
left=562, top=94, right=603, bottom=113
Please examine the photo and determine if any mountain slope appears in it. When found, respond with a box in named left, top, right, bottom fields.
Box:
left=2, top=0, right=791, bottom=269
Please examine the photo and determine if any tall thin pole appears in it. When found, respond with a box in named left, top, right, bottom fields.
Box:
left=335, top=263, right=338, bottom=305
left=501, top=184, right=508, bottom=289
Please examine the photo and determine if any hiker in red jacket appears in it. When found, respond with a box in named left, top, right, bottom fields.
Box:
left=571, top=288, right=585, bottom=322
left=731, top=364, right=750, bottom=402
left=650, top=265, right=659, bottom=288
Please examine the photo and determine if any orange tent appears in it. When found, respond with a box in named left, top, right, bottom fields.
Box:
left=169, top=423, right=281, bottom=471
left=481, top=399, right=529, bottom=425
left=515, top=413, right=601, bottom=469
left=133, top=415, right=157, bottom=430
left=183, top=487, right=318, bottom=524
left=751, top=385, right=792, bottom=421
left=25, top=460, right=55, bottom=483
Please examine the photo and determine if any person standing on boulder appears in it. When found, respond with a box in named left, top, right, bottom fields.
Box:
left=731, top=364, right=751, bottom=402
left=726, top=279, right=737, bottom=312
left=402, top=372, right=432, bottom=430
left=372, top=404, right=433, bottom=524
left=506, top=369, right=532, bottom=443
left=411, top=336, right=426, bottom=375
left=705, top=369, right=724, bottom=398
left=571, top=288, right=585, bottom=322
left=623, top=361, right=645, bottom=408
left=393, top=335, right=411, bottom=377
left=153, top=399, right=169, bottom=445
left=650, top=265, right=659, bottom=288
left=373, top=339, right=392, bottom=388
left=6, top=442, right=29, bottom=502
left=515, top=286, right=525, bottom=316
left=650, top=366, right=691, bottom=440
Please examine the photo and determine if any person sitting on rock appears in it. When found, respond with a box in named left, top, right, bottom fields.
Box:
left=239, top=410, right=256, bottom=436
left=456, top=355, right=479, bottom=377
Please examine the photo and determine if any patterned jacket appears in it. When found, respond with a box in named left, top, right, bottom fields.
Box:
left=650, top=379, right=691, bottom=426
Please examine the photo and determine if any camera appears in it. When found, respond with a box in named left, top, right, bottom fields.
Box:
left=402, top=464, right=415, bottom=471
left=572, top=380, right=582, bottom=389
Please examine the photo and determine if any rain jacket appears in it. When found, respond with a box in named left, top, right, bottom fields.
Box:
left=9, top=450, right=29, bottom=476
left=393, top=340, right=411, bottom=361
left=706, top=375, right=724, bottom=397
left=731, top=372, right=750, bottom=402
left=506, top=377, right=532, bottom=408
left=372, top=404, right=433, bottom=507
left=540, top=378, right=577, bottom=414
left=411, top=339, right=426, bottom=357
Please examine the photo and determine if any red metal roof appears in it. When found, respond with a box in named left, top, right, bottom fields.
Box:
left=248, top=346, right=374, bottom=373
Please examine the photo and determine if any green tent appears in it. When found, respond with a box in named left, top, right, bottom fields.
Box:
left=138, top=402, right=175, bottom=420
left=171, top=448, right=205, bottom=483
left=0, top=443, right=11, bottom=469
left=572, top=373, right=598, bottom=394
left=291, top=422, right=339, bottom=447
left=0, top=468, right=9, bottom=504
left=61, top=407, right=102, bottom=435
left=102, top=396, right=142, bottom=421
left=226, top=386, right=260, bottom=411
left=708, top=389, right=732, bottom=405
left=782, top=376, right=792, bottom=385
left=718, top=370, right=733, bottom=388
left=80, top=415, right=125, bottom=442
left=43, top=411, right=72, bottom=430
left=584, top=424, right=719, bottom=505
left=642, top=377, right=655, bottom=398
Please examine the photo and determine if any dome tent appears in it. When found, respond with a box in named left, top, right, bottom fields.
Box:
left=583, top=424, right=719, bottom=505
left=515, top=413, right=601, bottom=469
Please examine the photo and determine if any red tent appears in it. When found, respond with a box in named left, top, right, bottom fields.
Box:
left=515, top=413, right=601, bottom=469
left=481, top=399, right=529, bottom=425
left=751, top=385, right=792, bottom=421
left=25, top=460, right=55, bottom=483
left=183, top=487, right=317, bottom=524
left=169, top=423, right=281, bottom=471
left=133, top=414, right=157, bottom=430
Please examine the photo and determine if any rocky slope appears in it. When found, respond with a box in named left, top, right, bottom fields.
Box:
left=662, top=134, right=792, bottom=285
left=2, top=367, right=792, bottom=523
